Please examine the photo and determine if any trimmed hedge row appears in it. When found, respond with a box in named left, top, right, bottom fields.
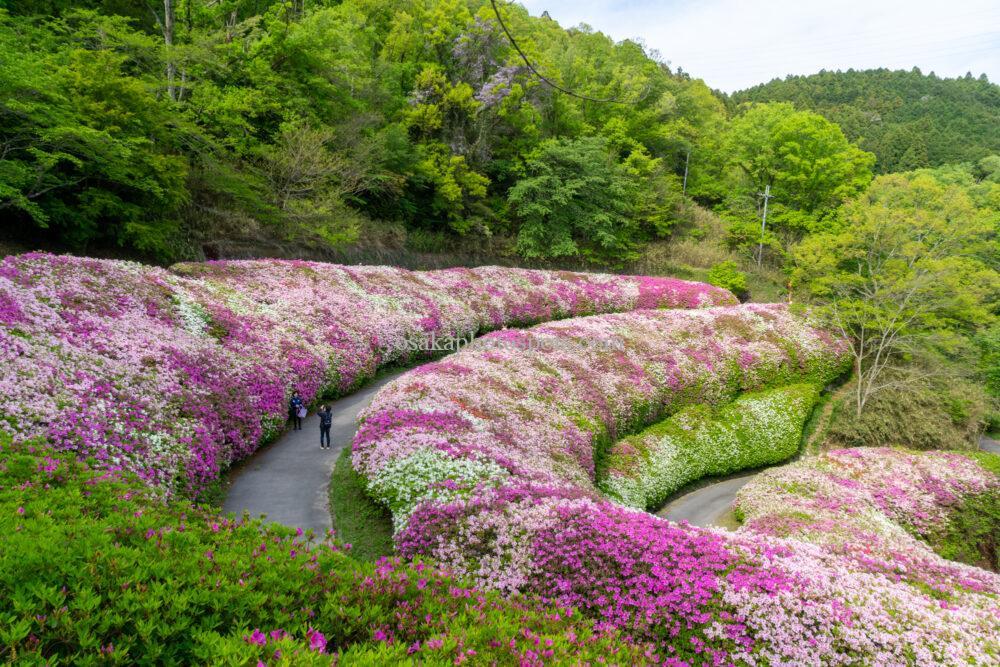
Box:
left=601, top=383, right=822, bottom=510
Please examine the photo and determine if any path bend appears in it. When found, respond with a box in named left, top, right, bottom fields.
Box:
left=222, top=371, right=407, bottom=536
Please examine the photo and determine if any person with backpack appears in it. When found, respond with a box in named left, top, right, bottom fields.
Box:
left=289, top=390, right=305, bottom=431
left=318, top=404, right=333, bottom=449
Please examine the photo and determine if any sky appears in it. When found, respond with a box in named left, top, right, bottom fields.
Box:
left=517, top=0, right=1000, bottom=92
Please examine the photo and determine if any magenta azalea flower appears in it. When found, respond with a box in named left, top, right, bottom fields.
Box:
left=243, top=629, right=266, bottom=646
left=306, top=627, right=326, bottom=653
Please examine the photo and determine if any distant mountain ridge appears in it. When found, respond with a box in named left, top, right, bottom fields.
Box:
left=731, top=68, right=1000, bottom=173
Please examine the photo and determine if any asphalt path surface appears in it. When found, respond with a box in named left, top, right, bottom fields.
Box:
left=655, top=474, right=756, bottom=529
left=222, top=371, right=406, bottom=535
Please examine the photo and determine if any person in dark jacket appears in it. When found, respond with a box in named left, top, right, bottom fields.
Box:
left=318, top=404, right=333, bottom=449
left=289, top=391, right=304, bottom=431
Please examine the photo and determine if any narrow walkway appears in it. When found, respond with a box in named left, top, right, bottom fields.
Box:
left=222, top=371, right=407, bottom=536
left=655, top=473, right=755, bottom=529
left=659, top=435, right=1000, bottom=530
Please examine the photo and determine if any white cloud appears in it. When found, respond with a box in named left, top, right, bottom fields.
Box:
left=517, top=0, right=1000, bottom=91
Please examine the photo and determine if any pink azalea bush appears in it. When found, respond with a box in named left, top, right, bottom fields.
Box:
left=0, top=435, right=654, bottom=664
left=0, top=252, right=732, bottom=495
left=352, top=306, right=1000, bottom=664
left=734, top=447, right=1000, bottom=586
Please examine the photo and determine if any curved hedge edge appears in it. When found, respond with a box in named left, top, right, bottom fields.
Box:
left=600, top=383, right=822, bottom=510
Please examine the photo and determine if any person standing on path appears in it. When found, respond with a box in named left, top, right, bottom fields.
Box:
left=318, top=404, right=333, bottom=449
left=289, top=390, right=305, bottom=431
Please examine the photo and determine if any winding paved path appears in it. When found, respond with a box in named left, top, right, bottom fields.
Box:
left=659, top=436, right=1000, bottom=530
left=224, top=373, right=1000, bottom=537
left=655, top=474, right=755, bottom=529
left=222, top=371, right=407, bottom=536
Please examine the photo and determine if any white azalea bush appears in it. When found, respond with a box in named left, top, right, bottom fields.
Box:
left=366, top=447, right=508, bottom=529
left=601, top=383, right=821, bottom=510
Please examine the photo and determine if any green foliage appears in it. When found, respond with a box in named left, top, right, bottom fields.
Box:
left=976, top=322, right=1000, bottom=399
left=329, top=447, right=394, bottom=563
left=0, top=437, right=643, bottom=664
left=718, top=102, right=875, bottom=261
left=732, top=69, right=1000, bottom=174
left=5, top=3, right=994, bottom=280
left=792, top=166, right=1000, bottom=416
left=602, top=384, right=822, bottom=510
left=0, top=12, right=189, bottom=259
left=826, top=372, right=989, bottom=451
left=724, top=103, right=875, bottom=216
left=706, top=260, right=748, bottom=300
left=932, top=489, right=1000, bottom=572
left=0, top=0, right=728, bottom=265
left=508, top=137, right=640, bottom=264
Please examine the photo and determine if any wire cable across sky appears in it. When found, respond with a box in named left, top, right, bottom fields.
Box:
left=489, top=0, right=646, bottom=105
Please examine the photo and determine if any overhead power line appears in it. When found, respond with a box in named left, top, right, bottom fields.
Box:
left=488, top=0, right=645, bottom=105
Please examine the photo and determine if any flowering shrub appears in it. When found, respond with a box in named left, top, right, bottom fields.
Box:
left=0, top=436, right=651, bottom=664
left=734, top=447, right=1000, bottom=571
left=6, top=251, right=998, bottom=664
left=602, top=383, right=821, bottom=510
left=0, top=252, right=733, bottom=496
left=353, top=306, right=1000, bottom=664
left=354, top=303, right=848, bottom=501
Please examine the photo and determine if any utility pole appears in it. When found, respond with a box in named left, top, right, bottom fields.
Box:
left=682, top=148, right=690, bottom=196
left=756, top=183, right=772, bottom=268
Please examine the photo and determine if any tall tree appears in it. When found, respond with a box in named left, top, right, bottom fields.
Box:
left=508, top=136, right=638, bottom=264
left=792, top=170, right=999, bottom=414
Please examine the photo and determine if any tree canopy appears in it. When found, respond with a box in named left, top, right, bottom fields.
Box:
left=0, top=1, right=726, bottom=262
left=792, top=165, right=1000, bottom=414
left=732, top=68, right=1000, bottom=174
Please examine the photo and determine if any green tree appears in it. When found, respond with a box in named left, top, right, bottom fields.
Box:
left=732, top=69, right=1000, bottom=174
left=724, top=103, right=874, bottom=219
left=707, top=260, right=748, bottom=300
left=508, top=137, right=638, bottom=264
left=0, top=12, right=189, bottom=259
left=792, top=171, right=999, bottom=415
left=720, top=102, right=874, bottom=264
left=0, top=0, right=741, bottom=265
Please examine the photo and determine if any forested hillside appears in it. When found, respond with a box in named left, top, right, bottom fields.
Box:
left=1, top=0, right=729, bottom=264
left=732, top=68, right=1000, bottom=173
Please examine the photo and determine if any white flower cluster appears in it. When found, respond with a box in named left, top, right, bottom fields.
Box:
left=367, top=447, right=509, bottom=530
left=170, top=286, right=211, bottom=337
left=601, top=384, right=821, bottom=510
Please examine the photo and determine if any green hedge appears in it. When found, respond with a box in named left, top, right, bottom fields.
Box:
left=601, top=384, right=822, bottom=510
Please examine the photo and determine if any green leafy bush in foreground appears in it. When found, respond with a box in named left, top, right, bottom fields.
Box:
left=0, top=437, right=645, bottom=665
left=601, top=384, right=821, bottom=510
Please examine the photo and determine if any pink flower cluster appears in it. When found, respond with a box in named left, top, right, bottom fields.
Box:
left=0, top=252, right=732, bottom=495
left=353, top=306, right=1000, bottom=664
left=734, top=447, right=1000, bottom=595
